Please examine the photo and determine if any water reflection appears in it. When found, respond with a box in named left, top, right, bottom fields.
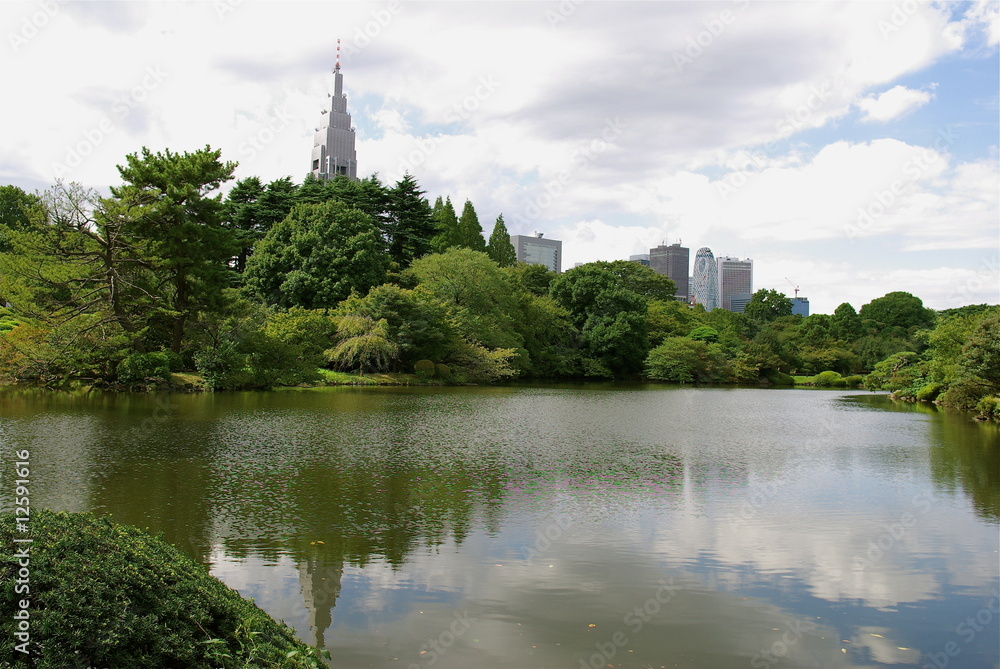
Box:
left=1, top=386, right=997, bottom=668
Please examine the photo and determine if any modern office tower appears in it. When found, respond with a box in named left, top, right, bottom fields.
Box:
left=629, top=253, right=650, bottom=266
left=729, top=293, right=753, bottom=313
left=511, top=233, right=562, bottom=273
left=649, top=242, right=689, bottom=302
left=717, top=256, right=753, bottom=311
left=791, top=297, right=810, bottom=317
left=311, top=41, right=358, bottom=180
left=692, top=247, right=719, bottom=311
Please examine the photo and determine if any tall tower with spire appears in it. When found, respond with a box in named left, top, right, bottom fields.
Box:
left=311, top=40, right=358, bottom=180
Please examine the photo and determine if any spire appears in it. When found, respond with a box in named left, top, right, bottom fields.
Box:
left=334, top=38, right=341, bottom=73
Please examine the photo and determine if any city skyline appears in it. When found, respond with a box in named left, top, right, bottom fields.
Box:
left=2, top=1, right=996, bottom=315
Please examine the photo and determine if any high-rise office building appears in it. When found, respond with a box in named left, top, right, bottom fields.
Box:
left=791, top=297, right=810, bottom=317
left=717, top=256, right=753, bottom=311
left=511, top=233, right=562, bottom=273
left=692, top=247, right=719, bottom=311
left=649, top=243, right=689, bottom=302
left=629, top=253, right=650, bottom=266
left=311, top=41, right=358, bottom=180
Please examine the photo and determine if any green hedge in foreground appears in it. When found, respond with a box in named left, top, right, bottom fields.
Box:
left=0, top=509, right=328, bottom=669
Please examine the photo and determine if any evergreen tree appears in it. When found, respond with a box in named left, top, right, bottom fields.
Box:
left=486, top=214, right=517, bottom=267
left=457, top=199, right=486, bottom=251
left=430, top=196, right=460, bottom=253
left=114, top=146, right=239, bottom=352
left=387, top=174, right=435, bottom=268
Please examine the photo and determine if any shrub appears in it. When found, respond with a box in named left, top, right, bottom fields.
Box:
left=842, top=374, right=864, bottom=388
left=765, top=370, right=794, bottom=386
left=915, top=382, right=944, bottom=402
left=938, top=379, right=991, bottom=411
left=0, top=509, right=328, bottom=669
left=975, top=395, right=1000, bottom=421
left=413, top=359, right=436, bottom=378
left=116, top=352, right=172, bottom=385
left=812, top=370, right=843, bottom=387
left=434, top=363, right=452, bottom=381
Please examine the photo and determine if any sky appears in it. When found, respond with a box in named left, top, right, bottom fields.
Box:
left=2, top=0, right=998, bottom=314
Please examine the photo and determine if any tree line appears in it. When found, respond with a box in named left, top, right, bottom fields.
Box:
left=0, top=146, right=996, bottom=418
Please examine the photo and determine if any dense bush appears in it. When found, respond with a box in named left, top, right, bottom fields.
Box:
left=435, top=363, right=452, bottom=381
left=116, top=352, right=173, bottom=384
left=842, top=375, right=864, bottom=388
left=975, top=396, right=1000, bottom=421
left=0, top=509, right=327, bottom=669
left=812, top=370, right=845, bottom=387
left=413, top=359, right=436, bottom=377
left=915, top=382, right=944, bottom=402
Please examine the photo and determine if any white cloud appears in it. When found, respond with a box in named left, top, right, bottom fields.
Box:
left=858, top=85, right=935, bottom=122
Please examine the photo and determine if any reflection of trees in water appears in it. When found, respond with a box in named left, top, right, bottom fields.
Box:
left=928, top=410, right=1000, bottom=521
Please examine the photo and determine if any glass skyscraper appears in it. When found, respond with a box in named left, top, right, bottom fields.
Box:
left=692, top=247, right=719, bottom=311
left=311, top=42, right=358, bottom=181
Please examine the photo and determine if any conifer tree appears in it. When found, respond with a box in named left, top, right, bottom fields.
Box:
left=457, top=199, right=486, bottom=251
left=486, top=214, right=517, bottom=267
left=430, top=196, right=460, bottom=253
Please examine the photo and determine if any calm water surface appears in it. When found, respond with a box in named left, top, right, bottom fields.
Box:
left=1, top=385, right=998, bottom=668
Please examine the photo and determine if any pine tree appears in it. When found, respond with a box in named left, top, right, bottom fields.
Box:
left=457, top=199, right=486, bottom=252
left=387, top=174, right=435, bottom=268
left=486, top=214, right=517, bottom=267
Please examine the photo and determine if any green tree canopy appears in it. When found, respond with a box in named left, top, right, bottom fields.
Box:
left=486, top=214, right=517, bottom=267
left=743, top=288, right=793, bottom=323
left=430, top=196, right=460, bottom=253
left=113, top=145, right=239, bottom=352
left=386, top=174, right=435, bottom=268
left=243, top=200, right=388, bottom=309
left=457, top=199, right=486, bottom=251
left=859, top=291, right=935, bottom=333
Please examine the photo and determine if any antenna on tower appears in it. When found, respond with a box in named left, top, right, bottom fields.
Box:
left=334, top=38, right=341, bottom=72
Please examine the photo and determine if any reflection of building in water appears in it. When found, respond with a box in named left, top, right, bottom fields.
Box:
left=297, top=554, right=344, bottom=648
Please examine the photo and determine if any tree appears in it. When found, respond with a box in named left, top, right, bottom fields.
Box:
left=503, top=262, right=555, bottom=296
left=831, top=302, right=862, bottom=341
left=404, top=248, right=522, bottom=350
left=430, top=196, right=460, bottom=253
left=243, top=200, right=388, bottom=309
left=743, top=289, right=792, bottom=323
left=114, top=146, right=239, bottom=352
left=549, top=261, right=672, bottom=375
left=645, top=337, right=729, bottom=383
left=486, top=214, right=516, bottom=267
left=325, top=315, right=399, bottom=373
left=386, top=174, right=435, bottom=268
left=859, top=291, right=935, bottom=334
left=959, top=312, right=1000, bottom=390
left=0, top=185, right=41, bottom=252
left=457, top=199, right=486, bottom=251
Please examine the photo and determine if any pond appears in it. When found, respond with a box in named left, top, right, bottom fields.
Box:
left=2, top=384, right=998, bottom=668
